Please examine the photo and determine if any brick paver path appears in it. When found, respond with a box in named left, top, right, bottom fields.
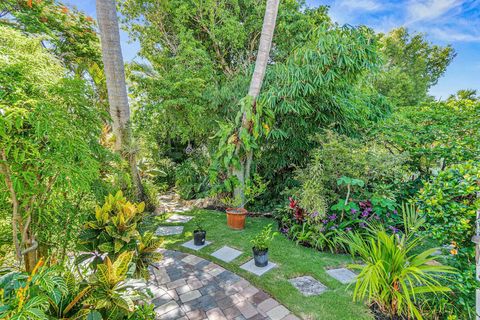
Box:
left=150, top=250, right=299, bottom=320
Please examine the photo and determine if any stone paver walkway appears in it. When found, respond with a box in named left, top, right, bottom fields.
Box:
left=149, top=250, right=299, bottom=320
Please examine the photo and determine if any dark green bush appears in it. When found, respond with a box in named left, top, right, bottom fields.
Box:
left=294, top=131, right=409, bottom=214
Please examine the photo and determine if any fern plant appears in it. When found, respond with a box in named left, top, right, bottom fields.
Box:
left=340, top=205, right=455, bottom=319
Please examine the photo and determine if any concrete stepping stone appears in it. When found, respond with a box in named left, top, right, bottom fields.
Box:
left=289, top=276, right=327, bottom=296
left=326, top=267, right=357, bottom=284
left=155, top=226, right=184, bottom=236
left=240, top=259, right=277, bottom=276
left=211, top=246, right=243, bottom=262
left=165, top=214, right=193, bottom=223
left=181, top=239, right=212, bottom=251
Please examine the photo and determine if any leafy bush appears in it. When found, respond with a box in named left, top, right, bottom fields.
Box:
left=376, top=96, right=480, bottom=182
left=294, top=131, right=409, bottom=215
left=0, top=25, right=107, bottom=270
left=175, top=149, right=210, bottom=200
left=251, top=224, right=277, bottom=251
left=77, top=191, right=162, bottom=277
left=341, top=217, right=455, bottom=320
left=0, top=253, right=154, bottom=320
left=279, top=195, right=401, bottom=253
left=417, top=161, right=480, bottom=317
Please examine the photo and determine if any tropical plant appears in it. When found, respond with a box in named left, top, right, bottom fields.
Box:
left=416, top=161, right=480, bottom=317
left=0, top=25, right=106, bottom=271
left=134, top=232, right=163, bottom=279
left=0, top=259, right=93, bottom=320
left=251, top=224, right=277, bottom=251
left=78, top=191, right=145, bottom=262
left=85, top=251, right=147, bottom=319
left=340, top=208, right=455, bottom=319
left=376, top=94, right=480, bottom=196
left=293, top=131, right=409, bottom=213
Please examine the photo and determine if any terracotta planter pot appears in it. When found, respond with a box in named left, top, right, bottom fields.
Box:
left=226, top=208, right=247, bottom=230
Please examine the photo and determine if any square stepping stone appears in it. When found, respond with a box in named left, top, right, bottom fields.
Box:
left=240, top=259, right=277, bottom=276
left=289, top=276, right=327, bottom=296
left=165, top=214, right=193, bottom=223
left=155, top=226, right=184, bottom=236
left=211, top=246, right=243, bottom=262
left=326, top=268, right=357, bottom=284
left=181, top=239, right=212, bottom=251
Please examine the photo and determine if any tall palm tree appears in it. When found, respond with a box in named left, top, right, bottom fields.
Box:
left=96, top=0, right=146, bottom=202
left=233, top=0, right=280, bottom=206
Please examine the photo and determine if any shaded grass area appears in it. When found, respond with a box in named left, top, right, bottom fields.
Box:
left=149, top=209, right=373, bottom=320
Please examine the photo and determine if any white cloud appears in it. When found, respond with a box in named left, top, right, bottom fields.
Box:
left=430, top=27, right=480, bottom=42
left=337, top=0, right=382, bottom=11
left=406, top=0, right=463, bottom=23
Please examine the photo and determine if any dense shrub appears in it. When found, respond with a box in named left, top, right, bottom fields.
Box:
left=417, top=161, right=480, bottom=317
left=0, top=254, right=155, bottom=319
left=294, top=131, right=409, bottom=215
left=0, top=26, right=108, bottom=270
left=77, top=191, right=162, bottom=278
left=175, top=148, right=211, bottom=200
left=376, top=96, right=480, bottom=181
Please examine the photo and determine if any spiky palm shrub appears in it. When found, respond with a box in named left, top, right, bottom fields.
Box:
left=341, top=204, right=455, bottom=319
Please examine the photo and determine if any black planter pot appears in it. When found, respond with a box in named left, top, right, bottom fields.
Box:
left=193, top=230, right=206, bottom=246
left=252, top=247, right=269, bottom=267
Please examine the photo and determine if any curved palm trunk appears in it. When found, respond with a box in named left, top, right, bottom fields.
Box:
left=233, top=0, right=280, bottom=206
left=96, top=0, right=146, bottom=202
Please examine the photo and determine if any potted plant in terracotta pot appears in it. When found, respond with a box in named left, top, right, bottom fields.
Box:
left=193, top=221, right=206, bottom=246
left=220, top=175, right=267, bottom=230
left=221, top=195, right=248, bottom=230
left=251, top=224, right=277, bottom=267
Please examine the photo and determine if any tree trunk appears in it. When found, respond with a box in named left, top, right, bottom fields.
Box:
left=96, top=0, right=147, bottom=203
left=233, top=0, right=280, bottom=207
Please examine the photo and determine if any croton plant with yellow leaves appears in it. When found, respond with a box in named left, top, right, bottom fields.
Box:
left=76, top=191, right=162, bottom=276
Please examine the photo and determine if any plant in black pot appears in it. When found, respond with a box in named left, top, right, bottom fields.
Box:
left=193, top=221, right=206, bottom=246
left=251, top=224, right=278, bottom=267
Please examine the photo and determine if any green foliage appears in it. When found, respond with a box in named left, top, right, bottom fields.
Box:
left=0, top=252, right=155, bottom=320
left=86, top=251, right=146, bottom=319
left=375, top=27, right=455, bottom=106
left=251, top=224, right=277, bottom=251
left=216, top=174, right=267, bottom=208
left=0, top=25, right=107, bottom=261
left=258, top=23, right=390, bottom=204
left=341, top=224, right=455, bottom=319
left=78, top=191, right=162, bottom=278
left=294, top=131, right=409, bottom=213
left=78, top=191, right=145, bottom=259
left=416, top=161, right=480, bottom=317
left=376, top=95, right=480, bottom=180
left=175, top=149, right=210, bottom=200
left=134, top=232, right=163, bottom=279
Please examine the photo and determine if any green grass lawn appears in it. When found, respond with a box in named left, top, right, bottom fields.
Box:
left=152, top=209, right=373, bottom=320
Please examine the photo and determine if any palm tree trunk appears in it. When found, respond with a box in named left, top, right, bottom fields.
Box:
left=96, top=0, right=146, bottom=203
left=233, top=0, right=280, bottom=207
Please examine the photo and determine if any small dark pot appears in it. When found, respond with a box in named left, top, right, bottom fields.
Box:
left=193, top=230, right=206, bottom=246
left=252, top=247, right=269, bottom=267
